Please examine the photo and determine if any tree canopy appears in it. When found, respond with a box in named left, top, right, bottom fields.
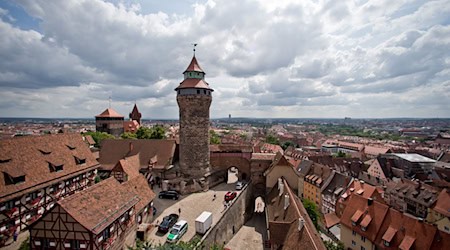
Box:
left=135, top=126, right=166, bottom=139
left=302, top=198, right=319, bottom=230
left=83, top=131, right=115, bottom=147
left=210, top=130, right=221, bottom=144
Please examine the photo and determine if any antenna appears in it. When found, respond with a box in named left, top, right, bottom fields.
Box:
left=192, top=43, right=198, bottom=56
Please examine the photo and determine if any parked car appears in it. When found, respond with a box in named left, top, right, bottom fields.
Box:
left=224, top=191, right=237, bottom=202
left=159, top=190, right=179, bottom=200
left=158, top=214, right=179, bottom=233
left=167, top=220, right=188, bottom=243
left=235, top=181, right=244, bottom=190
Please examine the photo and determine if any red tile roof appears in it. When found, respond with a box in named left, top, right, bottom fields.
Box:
left=58, top=177, right=139, bottom=234
left=0, top=134, right=99, bottom=203
left=99, top=139, right=176, bottom=171
left=324, top=213, right=340, bottom=229
left=432, top=189, right=450, bottom=217
left=121, top=175, right=155, bottom=213
left=183, top=56, right=204, bottom=73
left=95, top=108, right=124, bottom=118
left=112, top=153, right=141, bottom=179
left=267, top=178, right=326, bottom=250
left=340, top=194, right=389, bottom=242
left=175, top=78, right=212, bottom=90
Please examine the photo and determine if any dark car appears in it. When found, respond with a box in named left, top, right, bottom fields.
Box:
left=224, top=191, right=237, bottom=202
left=159, top=190, right=179, bottom=200
left=158, top=214, right=179, bottom=233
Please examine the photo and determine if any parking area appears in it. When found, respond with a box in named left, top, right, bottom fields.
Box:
left=146, top=182, right=242, bottom=246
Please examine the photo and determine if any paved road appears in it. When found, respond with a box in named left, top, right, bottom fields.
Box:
left=225, top=213, right=267, bottom=250
left=146, top=182, right=240, bottom=246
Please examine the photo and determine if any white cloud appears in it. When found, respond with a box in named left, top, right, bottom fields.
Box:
left=0, top=0, right=448, bottom=118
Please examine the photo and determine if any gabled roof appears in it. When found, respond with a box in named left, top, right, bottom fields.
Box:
left=183, top=56, right=204, bottom=73
left=340, top=194, right=389, bottom=242
left=267, top=178, right=326, bottom=250
left=0, top=134, right=99, bottom=203
left=111, top=153, right=141, bottom=179
left=122, top=175, right=155, bottom=213
left=58, top=177, right=139, bottom=234
left=99, top=139, right=177, bottom=171
left=374, top=208, right=437, bottom=250
left=95, top=108, right=124, bottom=118
left=432, top=188, right=450, bottom=217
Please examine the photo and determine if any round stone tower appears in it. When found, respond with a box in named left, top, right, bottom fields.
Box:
left=175, top=55, right=213, bottom=184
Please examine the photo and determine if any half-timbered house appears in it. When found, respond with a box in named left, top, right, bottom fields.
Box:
left=0, top=134, right=99, bottom=246
left=30, top=177, right=143, bottom=250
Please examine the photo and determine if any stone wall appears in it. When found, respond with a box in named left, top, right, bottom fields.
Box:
left=200, top=182, right=254, bottom=248
left=210, top=156, right=251, bottom=181
left=177, top=94, right=212, bottom=180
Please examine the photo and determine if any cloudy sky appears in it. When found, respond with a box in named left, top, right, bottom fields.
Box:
left=0, top=0, right=449, bottom=119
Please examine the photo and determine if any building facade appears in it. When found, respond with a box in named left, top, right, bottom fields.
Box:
left=0, top=134, right=99, bottom=246
left=95, top=108, right=125, bottom=137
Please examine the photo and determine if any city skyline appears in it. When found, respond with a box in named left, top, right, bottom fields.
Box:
left=0, top=0, right=449, bottom=119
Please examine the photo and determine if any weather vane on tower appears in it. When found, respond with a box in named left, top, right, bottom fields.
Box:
left=192, top=43, right=198, bottom=56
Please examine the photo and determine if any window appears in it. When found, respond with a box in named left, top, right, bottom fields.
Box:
left=352, top=230, right=356, bottom=236
left=197, top=90, right=200, bottom=94
left=351, top=240, right=356, bottom=246
left=361, top=226, right=367, bottom=232
left=74, top=156, right=86, bottom=165
left=361, top=247, right=365, bottom=250
left=361, top=236, right=366, bottom=242
left=445, top=226, right=449, bottom=232
left=384, top=240, right=390, bottom=246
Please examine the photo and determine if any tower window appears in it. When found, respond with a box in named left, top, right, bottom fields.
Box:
left=203, top=90, right=206, bottom=94
left=197, top=90, right=200, bottom=94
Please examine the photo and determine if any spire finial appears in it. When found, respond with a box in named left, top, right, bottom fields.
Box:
left=192, top=43, right=197, bottom=56
left=108, top=96, right=112, bottom=108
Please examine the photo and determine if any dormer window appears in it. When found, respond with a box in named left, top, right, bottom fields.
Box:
left=66, top=145, right=76, bottom=150
left=48, top=162, right=64, bottom=172
left=74, top=156, right=86, bottom=165
left=384, top=240, right=390, bottom=246
left=0, top=158, right=11, bottom=163
left=39, top=149, right=51, bottom=155
left=3, top=172, right=25, bottom=185
left=361, top=226, right=367, bottom=231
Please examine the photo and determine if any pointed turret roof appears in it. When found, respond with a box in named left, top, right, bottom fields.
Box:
left=183, top=56, right=204, bottom=73
left=129, top=103, right=142, bottom=122
left=96, top=108, right=124, bottom=118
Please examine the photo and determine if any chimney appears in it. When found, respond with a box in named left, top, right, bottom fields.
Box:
left=284, top=194, right=290, bottom=210
left=298, top=217, right=305, bottom=231
left=278, top=178, right=284, bottom=196
left=368, top=198, right=373, bottom=206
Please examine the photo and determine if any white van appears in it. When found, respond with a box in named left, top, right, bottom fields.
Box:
left=166, top=220, right=188, bottom=243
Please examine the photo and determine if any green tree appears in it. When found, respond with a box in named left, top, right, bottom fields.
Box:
left=121, top=132, right=137, bottom=139
left=127, top=236, right=224, bottom=250
left=265, top=134, right=279, bottom=145
left=335, top=151, right=347, bottom=158
left=210, top=130, right=221, bottom=144
left=324, top=240, right=344, bottom=250
left=18, top=237, right=30, bottom=250
left=302, top=198, right=319, bottom=230
left=281, top=141, right=296, bottom=150
left=83, top=131, right=115, bottom=147
left=136, top=126, right=166, bottom=139
left=150, top=125, right=166, bottom=139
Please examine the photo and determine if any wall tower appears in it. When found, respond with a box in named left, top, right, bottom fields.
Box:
left=175, top=54, right=213, bottom=183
